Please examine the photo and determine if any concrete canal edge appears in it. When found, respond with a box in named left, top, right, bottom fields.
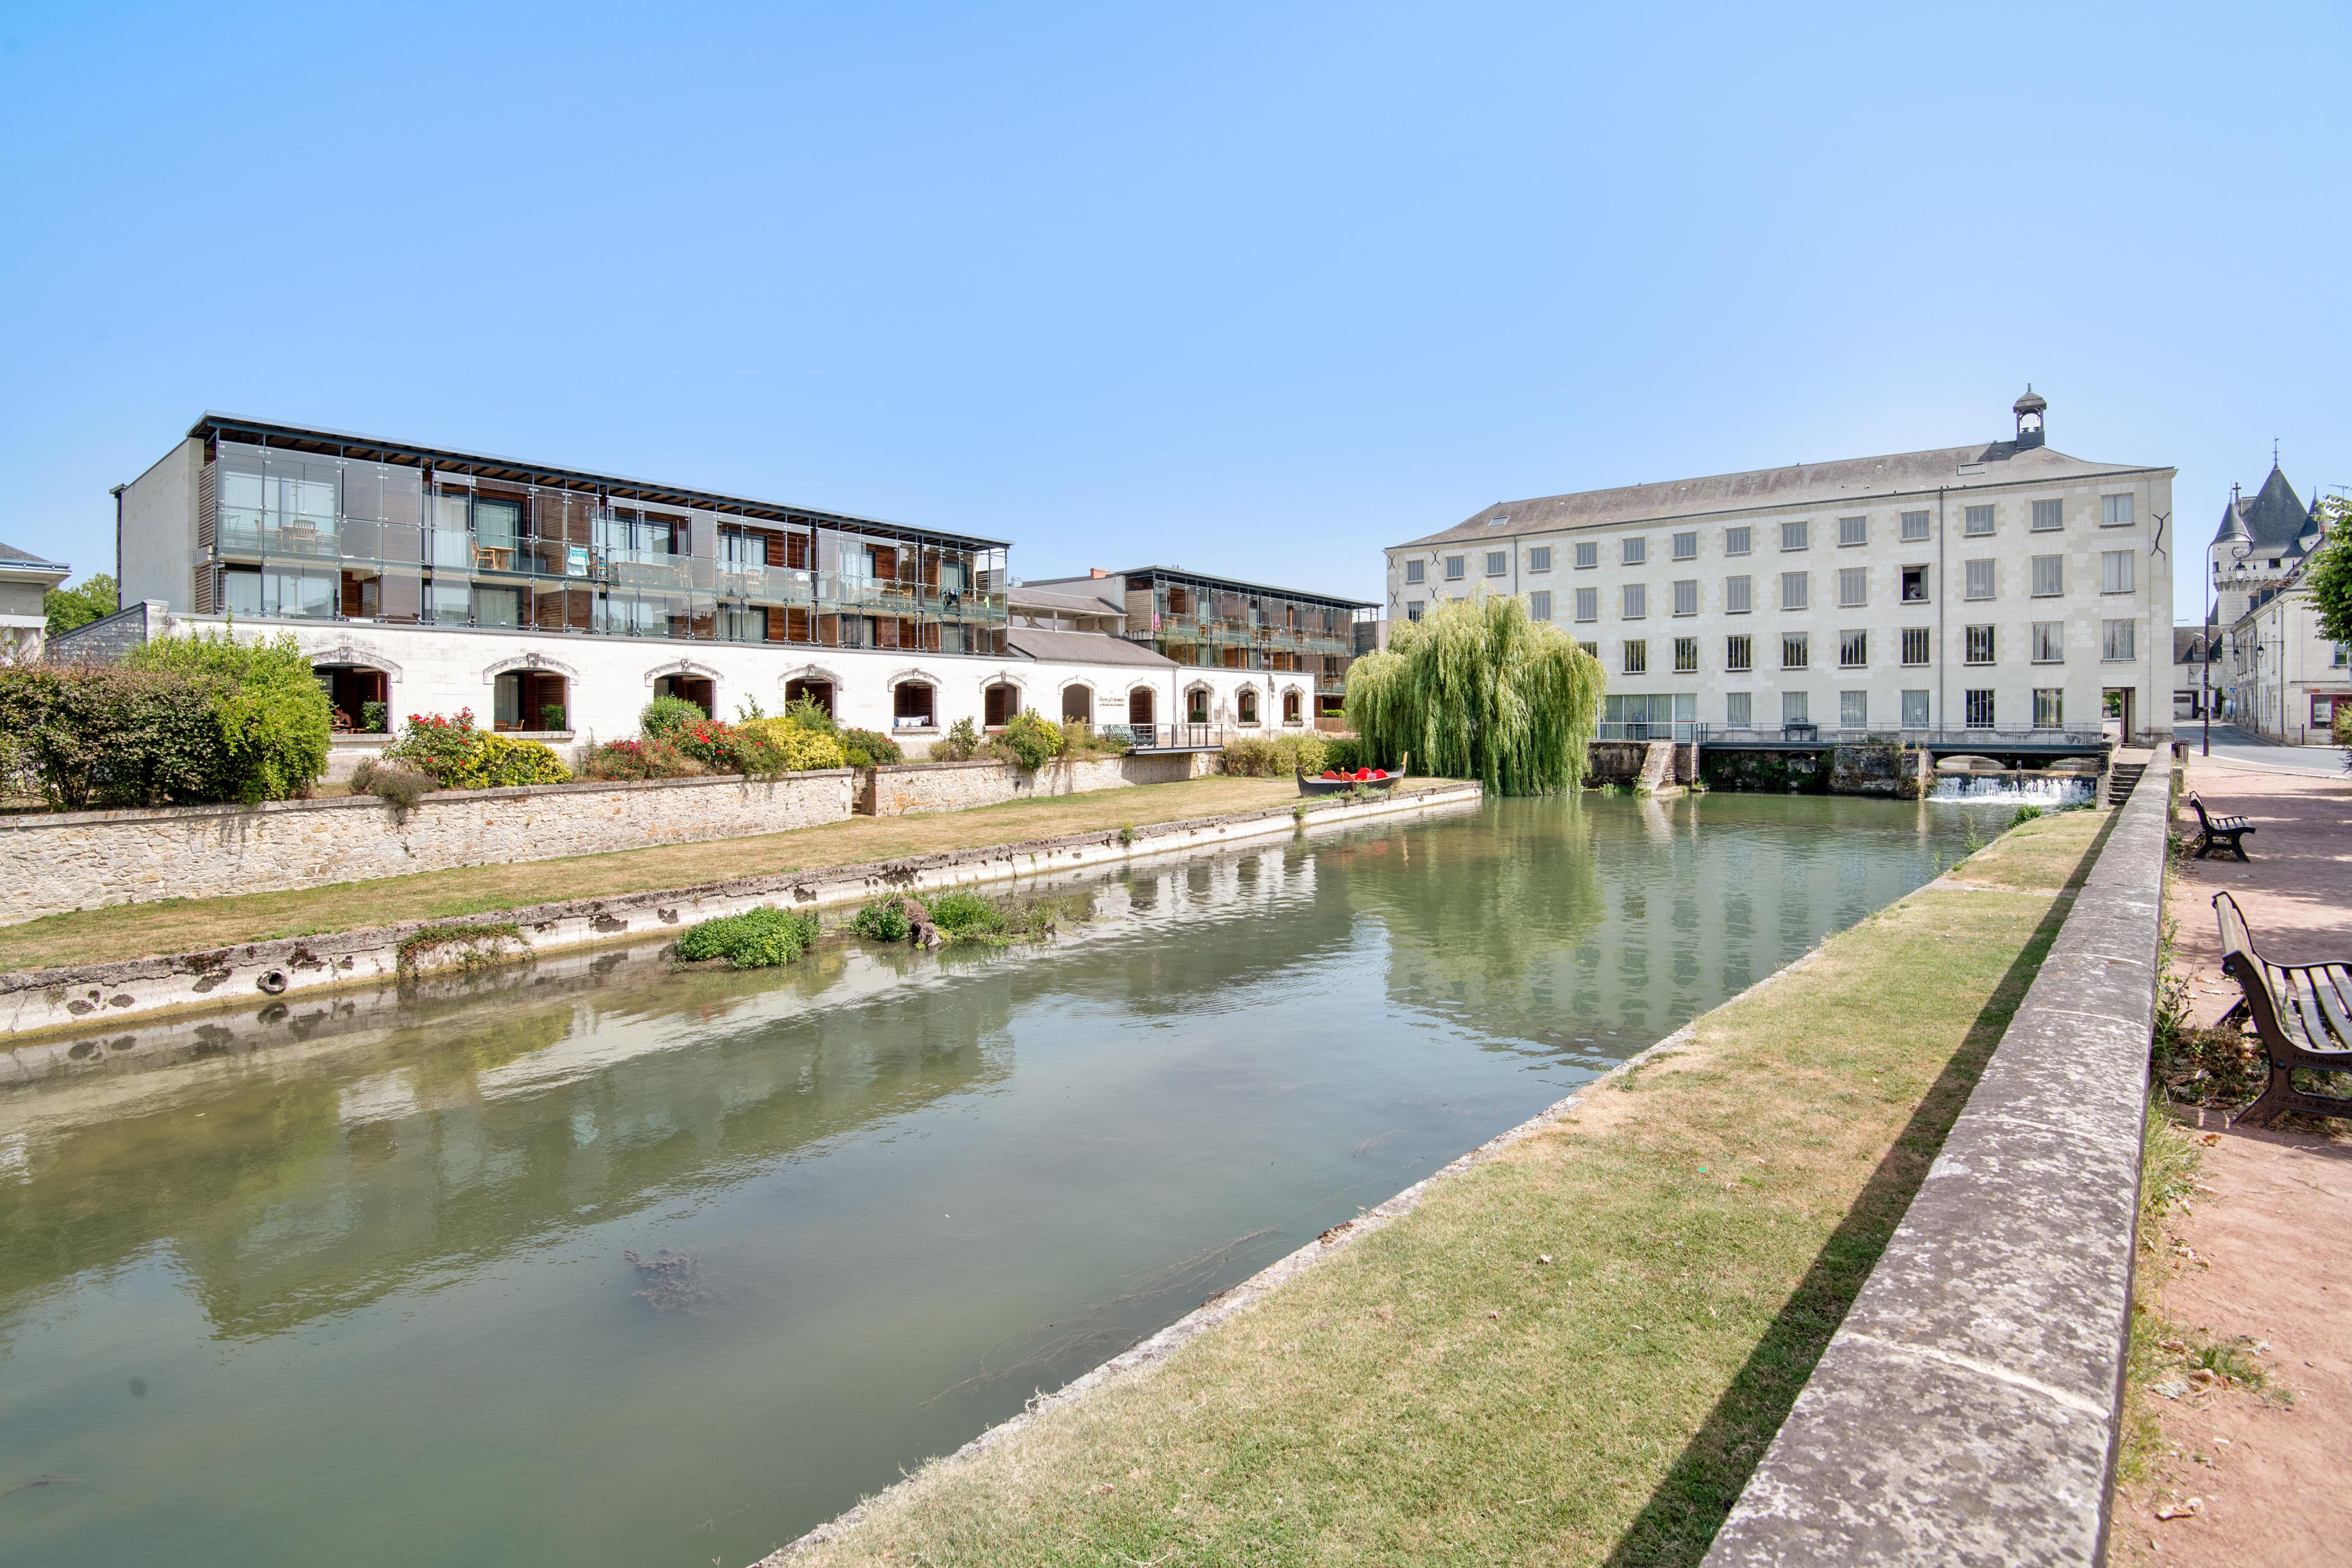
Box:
left=0, top=781, right=1481, bottom=1052
left=1701, top=746, right=2172, bottom=1568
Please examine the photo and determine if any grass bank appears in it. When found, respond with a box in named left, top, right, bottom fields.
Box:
left=0, top=776, right=1297, bottom=973
left=772, top=807, right=2112, bottom=1568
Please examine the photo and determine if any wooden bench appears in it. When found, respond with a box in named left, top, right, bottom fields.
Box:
left=2187, top=792, right=2255, bottom=861
left=2214, top=891, right=2352, bottom=1127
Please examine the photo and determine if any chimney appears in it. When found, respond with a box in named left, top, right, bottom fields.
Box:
left=1089, top=567, right=1109, bottom=578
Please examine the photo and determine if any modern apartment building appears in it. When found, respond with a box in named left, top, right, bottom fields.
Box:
left=101, top=416, right=1289, bottom=754
left=1385, top=390, right=2175, bottom=745
left=1023, top=567, right=1377, bottom=724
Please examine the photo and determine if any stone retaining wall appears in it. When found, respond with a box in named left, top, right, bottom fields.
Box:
left=0, top=771, right=856, bottom=925
left=1703, top=747, right=2171, bottom=1567
left=862, top=751, right=1213, bottom=815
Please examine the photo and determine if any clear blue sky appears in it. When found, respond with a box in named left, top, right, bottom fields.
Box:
left=4, top=2, right=2345, bottom=625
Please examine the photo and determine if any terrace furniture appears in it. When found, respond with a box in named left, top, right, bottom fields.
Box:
left=2213, top=891, right=2352, bottom=1128
left=2187, top=792, right=2255, bottom=861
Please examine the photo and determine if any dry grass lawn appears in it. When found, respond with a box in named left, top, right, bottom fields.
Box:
left=0, top=776, right=1298, bottom=973
left=771, top=808, right=2113, bottom=1568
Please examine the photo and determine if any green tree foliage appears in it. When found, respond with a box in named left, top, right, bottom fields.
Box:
left=838, top=728, right=904, bottom=767
left=125, top=629, right=332, bottom=802
left=1343, top=594, right=1604, bottom=795
left=43, top=572, right=116, bottom=637
left=988, top=709, right=1064, bottom=771
left=2305, top=495, right=2352, bottom=646
left=638, top=694, right=707, bottom=738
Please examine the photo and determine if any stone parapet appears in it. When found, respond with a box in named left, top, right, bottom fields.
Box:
left=1702, top=746, right=2171, bottom=1567
left=862, top=751, right=1212, bottom=815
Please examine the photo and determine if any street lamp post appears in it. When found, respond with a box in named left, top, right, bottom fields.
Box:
left=2206, top=545, right=2253, bottom=753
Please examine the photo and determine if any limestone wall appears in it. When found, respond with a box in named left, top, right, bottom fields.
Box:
left=0, top=771, right=856, bottom=925
left=864, top=751, right=1212, bottom=816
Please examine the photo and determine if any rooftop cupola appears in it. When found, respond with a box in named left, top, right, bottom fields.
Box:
left=2012, top=385, right=2047, bottom=450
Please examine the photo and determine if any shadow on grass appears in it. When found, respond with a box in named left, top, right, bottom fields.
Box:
left=1598, top=809, right=2121, bottom=1568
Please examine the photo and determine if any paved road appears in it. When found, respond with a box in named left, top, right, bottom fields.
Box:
left=2178, top=724, right=2345, bottom=776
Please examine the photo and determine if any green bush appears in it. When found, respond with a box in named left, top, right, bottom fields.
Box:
left=348, top=757, right=434, bottom=815
left=989, top=710, right=1064, bottom=771
left=935, top=716, right=982, bottom=762
left=0, top=664, right=225, bottom=809
left=385, top=710, right=571, bottom=790
left=839, top=728, right=904, bottom=767
left=580, top=738, right=704, bottom=781
left=739, top=717, right=848, bottom=771
left=640, top=694, right=706, bottom=738
left=853, top=900, right=912, bottom=942
left=784, top=695, right=838, bottom=734
left=125, top=628, right=332, bottom=802
left=2011, top=804, right=2045, bottom=827
left=674, top=906, right=822, bottom=969
left=921, top=887, right=1013, bottom=941
left=1219, top=735, right=1289, bottom=777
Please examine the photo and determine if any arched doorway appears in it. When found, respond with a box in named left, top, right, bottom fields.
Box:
left=893, top=680, right=936, bottom=730
left=1061, top=684, right=1093, bottom=725
left=1186, top=685, right=1211, bottom=726
left=653, top=673, right=715, bottom=716
left=1127, top=686, right=1156, bottom=726
left=784, top=678, right=835, bottom=718
left=494, top=669, right=570, bottom=732
left=983, top=682, right=1020, bottom=727
left=314, top=664, right=391, bottom=733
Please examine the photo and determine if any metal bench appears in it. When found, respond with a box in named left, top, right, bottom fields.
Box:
left=2213, top=891, right=2352, bottom=1127
left=2187, top=792, right=2255, bottom=861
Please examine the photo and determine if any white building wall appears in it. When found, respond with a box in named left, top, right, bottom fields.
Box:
left=1387, top=468, right=2176, bottom=744
left=118, top=437, right=201, bottom=609
left=2225, top=589, right=2350, bottom=744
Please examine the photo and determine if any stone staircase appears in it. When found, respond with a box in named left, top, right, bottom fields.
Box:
left=1637, top=740, right=1676, bottom=794
left=2105, top=759, right=2146, bottom=806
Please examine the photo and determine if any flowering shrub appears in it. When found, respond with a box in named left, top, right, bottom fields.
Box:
left=386, top=710, right=572, bottom=790
left=581, top=738, right=703, bottom=781
left=671, top=717, right=746, bottom=771
left=739, top=717, right=848, bottom=772
left=640, top=696, right=706, bottom=739
left=838, top=728, right=903, bottom=767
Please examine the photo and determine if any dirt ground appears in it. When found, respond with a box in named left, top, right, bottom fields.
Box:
left=2113, top=752, right=2352, bottom=1567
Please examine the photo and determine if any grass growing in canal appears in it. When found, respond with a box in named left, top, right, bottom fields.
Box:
left=673, top=906, right=822, bottom=969
left=777, top=808, right=2112, bottom=1568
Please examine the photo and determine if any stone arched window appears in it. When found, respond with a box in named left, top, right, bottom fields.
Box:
left=983, top=680, right=1021, bottom=727
left=1186, top=684, right=1212, bottom=726
left=1282, top=688, right=1304, bottom=725
left=892, top=680, right=937, bottom=730
left=1061, top=683, right=1094, bottom=725
left=1237, top=688, right=1260, bottom=726
left=1127, top=685, right=1156, bottom=726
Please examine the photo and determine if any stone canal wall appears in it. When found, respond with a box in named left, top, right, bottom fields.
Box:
left=861, top=751, right=1214, bottom=816
left=0, top=771, right=857, bottom=925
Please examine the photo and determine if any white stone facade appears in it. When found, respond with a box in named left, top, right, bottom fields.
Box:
left=2220, top=584, right=2350, bottom=744
left=1385, top=398, right=2176, bottom=745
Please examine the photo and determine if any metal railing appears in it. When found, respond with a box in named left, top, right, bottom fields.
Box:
left=1594, top=720, right=1709, bottom=743
left=1122, top=723, right=1223, bottom=750
left=1700, top=725, right=2108, bottom=748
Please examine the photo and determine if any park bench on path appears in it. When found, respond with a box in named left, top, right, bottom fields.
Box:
left=2187, top=792, right=2256, bottom=861
left=2214, top=890, right=2352, bottom=1127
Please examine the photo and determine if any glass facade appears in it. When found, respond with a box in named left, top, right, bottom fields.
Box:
left=1114, top=569, right=1375, bottom=715
left=201, top=434, right=1010, bottom=655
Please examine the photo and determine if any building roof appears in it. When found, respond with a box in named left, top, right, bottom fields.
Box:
left=1027, top=567, right=1375, bottom=612
left=175, top=413, right=1011, bottom=549
left=2173, top=626, right=2218, bottom=665
left=1394, top=440, right=2168, bottom=549
left=2211, top=464, right=2308, bottom=552
left=1007, top=627, right=1175, bottom=668
left=1007, top=584, right=1125, bottom=618
left=0, top=541, right=71, bottom=577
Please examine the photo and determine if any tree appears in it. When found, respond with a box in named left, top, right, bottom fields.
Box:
left=1343, top=594, right=1606, bottom=795
left=2307, top=496, right=2352, bottom=646
left=44, top=572, right=117, bottom=637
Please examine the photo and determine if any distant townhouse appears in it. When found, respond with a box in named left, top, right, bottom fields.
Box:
left=0, top=542, right=71, bottom=665
left=2207, top=460, right=2344, bottom=741
left=1385, top=390, right=2175, bottom=746
left=99, top=414, right=1286, bottom=757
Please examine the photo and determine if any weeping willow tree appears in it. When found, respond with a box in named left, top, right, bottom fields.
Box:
left=1344, top=594, right=1605, bottom=794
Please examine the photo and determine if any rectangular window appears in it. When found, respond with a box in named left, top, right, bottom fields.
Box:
left=1781, top=520, right=1809, bottom=551
left=1725, top=634, right=1753, bottom=672
left=2102, top=550, right=2135, bottom=594
left=1724, top=525, right=1753, bottom=556
left=1444, top=555, right=1464, bottom=580
left=1840, top=629, right=1867, bottom=668
left=2034, top=688, right=2065, bottom=729
left=1622, top=583, right=1646, bottom=619
left=1838, top=515, right=1867, bottom=547
left=1782, top=690, right=1810, bottom=725
left=1623, top=639, right=1647, bottom=675
left=1900, top=510, right=1931, bottom=542
left=1406, top=600, right=1424, bottom=622
left=1901, top=689, right=1930, bottom=727
left=1673, top=636, right=1698, bottom=672
left=1672, top=530, right=1698, bottom=561
left=1837, top=566, right=1867, bottom=607
left=1528, top=590, right=1552, bottom=622
left=2032, top=554, right=2065, bottom=597
left=1965, top=624, right=1995, bottom=664
left=1781, top=571, right=1809, bottom=611
left=1964, top=505, right=1994, bottom=536
left=1726, top=691, right=1752, bottom=727
left=1964, top=559, right=1996, bottom=600
left=1574, top=586, right=1599, bottom=622
left=1966, top=689, right=1996, bottom=727
left=1782, top=632, right=1809, bottom=670
left=1901, top=627, right=1930, bottom=665
left=1486, top=550, right=1509, bottom=577
left=1901, top=564, right=1930, bottom=603
left=2102, top=493, right=2135, bottom=527
left=1622, top=537, right=1648, bottom=566
left=1404, top=558, right=1425, bottom=584
left=1578, top=640, right=1598, bottom=660
left=2031, top=620, right=2064, bottom=663
left=2102, top=618, right=2136, bottom=661
left=1841, top=690, right=1868, bottom=729
left=1527, top=547, right=1551, bottom=572
left=1574, top=541, right=1598, bottom=569
left=2032, top=498, right=2064, bottom=532
left=1725, top=574, right=1753, bottom=614
left=1673, top=578, right=1698, bottom=617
